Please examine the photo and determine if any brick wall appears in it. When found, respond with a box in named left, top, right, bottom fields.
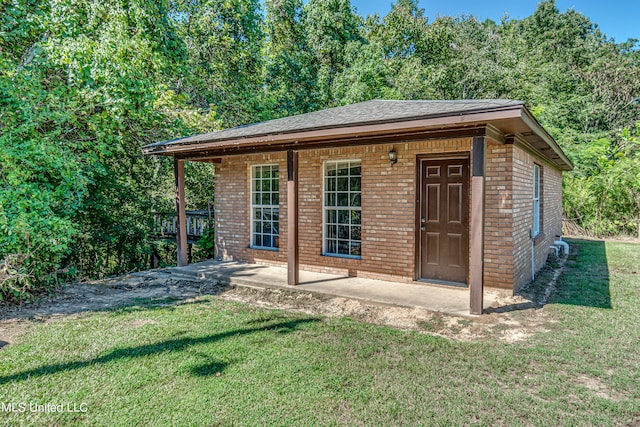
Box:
left=214, top=152, right=288, bottom=267
left=484, top=139, right=515, bottom=289
left=213, top=138, right=564, bottom=290
left=511, top=144, right=563, bottom=290
left=511, top=144, right=532, bottom=289
left=215, top=138, right=473, bottom=283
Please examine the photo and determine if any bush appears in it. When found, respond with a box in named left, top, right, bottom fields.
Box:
left=0, top=254, right=34, bottom=302
left=195, top=227, right=216, bottom=260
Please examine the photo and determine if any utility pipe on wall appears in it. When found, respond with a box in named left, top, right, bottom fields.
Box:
left=530, top=228, right=535, bottom=282
left=531, top=240, right=535, bottom=282
left=554, top=236, right=570, bottom=256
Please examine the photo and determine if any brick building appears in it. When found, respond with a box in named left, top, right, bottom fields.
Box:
left=143, top=100, right=572, bottom=314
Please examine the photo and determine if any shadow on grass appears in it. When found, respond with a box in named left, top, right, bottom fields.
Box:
left=189, top=361, right=229, bottom=377
left=0, top=317, right=320, bottom=386
left=549, top=238, right=611, bottom=308
left=485, top=238, right=611, bottom=313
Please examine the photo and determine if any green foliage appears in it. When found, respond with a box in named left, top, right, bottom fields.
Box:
left=195, top=227, right=216, bottom=260
left=303, top=0, right=364, bottom=105
left=2, top=0, right=639, bottom=300
left=0, top=0, right=212, bottom=300
left=262, top=0, right=318, bottom=118
left=170, top=0, right=266, bottom=127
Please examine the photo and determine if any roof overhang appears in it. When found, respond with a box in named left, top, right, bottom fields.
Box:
left=142, top=103, right=573, bottom=171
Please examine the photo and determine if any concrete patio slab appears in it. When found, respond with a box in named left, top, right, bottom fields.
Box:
left=170, top=260, right=510, bottom=316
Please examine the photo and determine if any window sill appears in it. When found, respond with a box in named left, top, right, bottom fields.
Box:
left=321, top=253, right=362, bottom=260
left=249, top=246, right=279, bottom=252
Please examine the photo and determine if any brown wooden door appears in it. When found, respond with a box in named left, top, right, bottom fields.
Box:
left=419, top=157, right=469, bottom=284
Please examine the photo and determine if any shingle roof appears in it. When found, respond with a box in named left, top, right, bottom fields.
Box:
left=144, top=99, right=524, bottom=148
left=142, top=98, right=572, bottom=170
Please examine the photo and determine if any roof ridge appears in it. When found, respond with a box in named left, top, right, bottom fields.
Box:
left=368, top=98, right=522, bottom=103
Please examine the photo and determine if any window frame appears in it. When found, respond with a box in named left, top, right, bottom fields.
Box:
left=533, top=163, right=542, bottom=237
left=250, top=164, right=280, bottom=251
left=322, top=159, right=362, bottom=259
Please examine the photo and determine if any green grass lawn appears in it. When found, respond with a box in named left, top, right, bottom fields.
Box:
left=1, top=239, right=639, bottom=426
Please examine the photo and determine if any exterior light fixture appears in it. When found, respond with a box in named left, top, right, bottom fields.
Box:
left=389, top=148, right=398, bottom=166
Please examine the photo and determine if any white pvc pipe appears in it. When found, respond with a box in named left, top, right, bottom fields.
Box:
left=554, top=237, right=569, bottom=256
left=531, top=240, right=535, bottom=282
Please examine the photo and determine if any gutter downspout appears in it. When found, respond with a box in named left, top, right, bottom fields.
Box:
left=531, top=243, right=535, bottom=282
left=530, top=228, right=535, bottom=282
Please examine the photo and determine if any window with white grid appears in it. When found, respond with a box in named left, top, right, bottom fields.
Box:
left=251, top=164, right=279, bottom=249
left=533, top=164, right=541, bottom=236
left=323, top=160, right=361, bottom=258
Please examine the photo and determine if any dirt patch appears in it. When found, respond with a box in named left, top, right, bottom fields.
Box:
left=228, top=285, right=554, bottom=343
left=0, top=255, right=566, bottom=348
left=574, top=374, right=623, bottom=401
left=130, top=319, right=157, bottom=328
left=0, top=270, right=224, bottom=347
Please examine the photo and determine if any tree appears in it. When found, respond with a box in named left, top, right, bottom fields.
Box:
left=368, top=0, right=429, bottom=60
left=170, top=0, right=265, bottom=127
left=0, top=0, right=203, bottom=299
left=263, top=0, right=317, bottom=117
left=303, top=0, right=363, bottom=106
